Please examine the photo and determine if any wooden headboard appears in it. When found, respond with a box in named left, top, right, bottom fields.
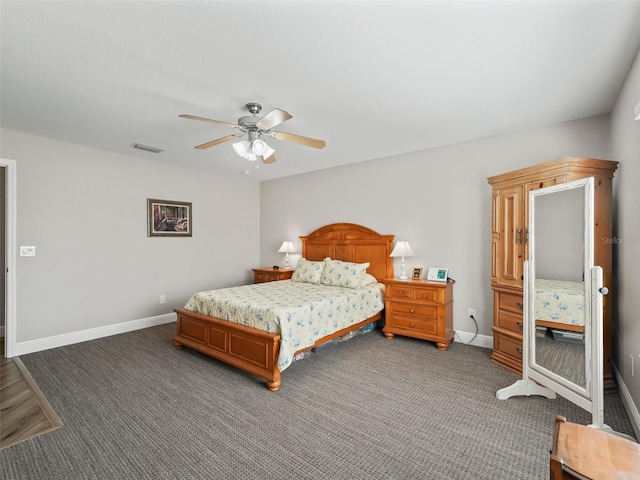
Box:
left=300, top=223, right=394, bottom=281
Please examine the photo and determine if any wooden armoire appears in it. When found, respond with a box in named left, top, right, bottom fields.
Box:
left=487, top=157, right=618, bottom=389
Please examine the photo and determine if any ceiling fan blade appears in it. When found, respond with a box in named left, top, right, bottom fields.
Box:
left=261, top=154, right=277, bottom=165
left=270, top=131, right=326, bottom=149
left=179, top=114, right=238, bottom=129
left=256, top=108, right=292, bottom=130
left=195, top=134, right=242, bottom=150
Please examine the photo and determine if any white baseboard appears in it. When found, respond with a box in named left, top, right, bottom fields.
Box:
left=453, top=330, right=493, bottom=349
left=10, top=313, right=176, bottom=357
left=613, top=362, right=640, bottom=440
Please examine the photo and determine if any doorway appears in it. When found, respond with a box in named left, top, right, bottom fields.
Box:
left=0, top=159, right=16, bottom=358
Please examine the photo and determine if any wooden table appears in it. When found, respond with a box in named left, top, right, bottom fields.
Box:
left=550, top=415, right=640, bottom=479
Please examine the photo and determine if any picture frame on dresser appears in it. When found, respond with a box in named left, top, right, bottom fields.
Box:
left=412, top=267, right=423, bottom=280
left=147, top=198, right=192, bottom=237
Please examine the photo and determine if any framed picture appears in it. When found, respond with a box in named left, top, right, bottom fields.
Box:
left=147, top=198, right=192, bottom=237
left=412, top=267, right=423, bottom=280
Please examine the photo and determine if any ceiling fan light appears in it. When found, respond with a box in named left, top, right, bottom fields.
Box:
left=251, top=139, right=268, bottom=155
left=232, top=140, right=251, bottom=157
left=262, top=145, right=275, bottom=159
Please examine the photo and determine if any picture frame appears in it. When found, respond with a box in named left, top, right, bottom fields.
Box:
left=412, top=267, right=423, bottom=280
left=147, top=198, right=192, bottom=237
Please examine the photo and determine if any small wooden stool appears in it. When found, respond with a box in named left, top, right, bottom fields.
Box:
left=550, top=415, right=640, bottom=479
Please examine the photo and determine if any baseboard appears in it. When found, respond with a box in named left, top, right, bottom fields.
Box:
left=613, top=362, right=640, bottom=440
left=11, top=313, right=176, bottom=357
left=453, top=331, right=493, bottom=349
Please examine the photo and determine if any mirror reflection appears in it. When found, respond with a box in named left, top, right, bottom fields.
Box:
left=532, top=186, right=586, bottom=388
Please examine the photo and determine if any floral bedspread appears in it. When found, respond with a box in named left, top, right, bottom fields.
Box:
left=183, top=280, right=384, bottom=371
left=535, top=279, right=585, bottom=327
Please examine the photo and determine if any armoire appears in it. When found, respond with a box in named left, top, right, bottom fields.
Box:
left=487, top=157, right=618, bottom=389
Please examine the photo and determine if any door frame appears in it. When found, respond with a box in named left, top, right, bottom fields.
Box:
left=1, top=158, right=16, bottom=357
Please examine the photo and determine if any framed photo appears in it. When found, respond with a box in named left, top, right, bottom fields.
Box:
left=147, top=198, right=192, bottom=237
left=412, top=267, right=423, bottom=280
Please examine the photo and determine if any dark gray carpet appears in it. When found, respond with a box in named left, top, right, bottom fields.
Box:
left=0, top=323, right=635, bottom=480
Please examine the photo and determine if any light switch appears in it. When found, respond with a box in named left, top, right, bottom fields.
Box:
left=20, top=246, right=36, bottom=257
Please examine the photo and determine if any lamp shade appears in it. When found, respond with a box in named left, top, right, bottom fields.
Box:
left=233, top=140, right=258, bottom=161
left=277, top=241, right=296, bottom=254
left=390, top=241, right=415, bottom=258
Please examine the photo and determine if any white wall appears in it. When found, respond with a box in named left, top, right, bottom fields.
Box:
left=610, top=46, right=640, bottom=436
left=260, top=116, right=611, bottom=344
left=1, top=129, right=260, bottom=348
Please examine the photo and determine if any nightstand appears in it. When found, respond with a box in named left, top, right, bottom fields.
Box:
left=252, top=268, right=294, bottom=284
left=382, top=278, right=455, bottom=350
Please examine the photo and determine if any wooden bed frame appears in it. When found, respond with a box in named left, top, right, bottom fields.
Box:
left=173, top=223, right=394, bottom=391
left=536, top=320, right=584, bottom=334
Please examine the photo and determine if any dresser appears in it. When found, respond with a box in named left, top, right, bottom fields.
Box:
left=488, top=157, right=618, bottom=388
left=252, top=268, right=293, bottom=284
left=382, top=278, right=454, bottom=350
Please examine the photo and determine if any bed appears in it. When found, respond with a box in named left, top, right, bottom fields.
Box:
left=535, top=278, right=585, bottom=333
left=173, top=223, right=394, bottom=391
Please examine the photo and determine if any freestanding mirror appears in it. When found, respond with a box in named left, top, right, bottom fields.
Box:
left=496, top=177, right=614, bottom=431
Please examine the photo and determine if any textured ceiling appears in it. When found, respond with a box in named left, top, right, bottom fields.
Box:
left=1, top=1, right=639, bottom=181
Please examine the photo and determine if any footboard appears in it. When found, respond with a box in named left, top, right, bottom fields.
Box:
left=174, top=308, right=283, bottom=391
left=174, top=308, right=382, bottom=391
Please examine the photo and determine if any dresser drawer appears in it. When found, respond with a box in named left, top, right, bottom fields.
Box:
left=387, top=284, right=440, bottom=303
left=386, top=311, right=438, bottom=335
left=497, top=309, right=524, bottom=334
left=254, top=272, right=280, bottom=283
left=388, top=302, right=437, bottom=319
left=493, top=331, right=523, bottom=359
left=253, top=268, right=293, bottom=284
left=497, top=291, right=524, bottom=315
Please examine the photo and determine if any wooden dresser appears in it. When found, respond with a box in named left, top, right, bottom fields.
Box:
left=252, top=268, right=293, bottom=284
left=382, top=278, right=454, bottom=350
left=487, top=157, right=618, bottom=388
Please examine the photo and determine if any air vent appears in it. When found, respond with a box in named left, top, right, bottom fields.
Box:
left=131, top=143, right=164, bottom=154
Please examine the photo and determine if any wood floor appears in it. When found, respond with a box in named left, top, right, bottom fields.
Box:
left=0, top=338, right=63, bottom=449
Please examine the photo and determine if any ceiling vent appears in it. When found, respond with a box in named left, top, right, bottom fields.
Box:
left=131, top=143, right=164, bottom=154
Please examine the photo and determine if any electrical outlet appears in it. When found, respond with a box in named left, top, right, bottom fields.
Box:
left=159, top=295, right=166, bottom=304
left=468, top=308, right=476, bottom=319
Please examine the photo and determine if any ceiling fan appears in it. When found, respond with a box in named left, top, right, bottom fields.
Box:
left=179, top=102, right=326, bottom=164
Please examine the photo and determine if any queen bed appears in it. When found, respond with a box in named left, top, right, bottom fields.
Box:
left=535, top=278, right=585, bottom=333
left=173, top=223, right=394, bottom=391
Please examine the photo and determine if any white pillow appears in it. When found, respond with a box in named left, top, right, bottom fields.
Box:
left=291, top=257, right=324, bottom=284
left=359, top=273, right=377, bottom=288
left=320, top=258, right=370, bottom=289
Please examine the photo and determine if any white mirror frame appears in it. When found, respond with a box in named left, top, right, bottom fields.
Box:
left=496, top=178, right=609, bottom=430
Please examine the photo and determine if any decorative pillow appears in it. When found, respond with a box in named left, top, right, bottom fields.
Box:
left=320, top=258, right=370, bottom=289
left=291, top=257, right=324, bottom=284
left=359, top=273, right=378, bottom=288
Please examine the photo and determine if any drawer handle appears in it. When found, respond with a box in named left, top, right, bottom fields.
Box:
left=516, top=302, right=523, bottom=310
left=421, top=294, right=427, bottom=298
left=410, top=322, right=415, bottom=328
left=410, top=308, right=415, bottom=313
left=398, top=290, right=404, bottom=295
left=517, top=322, right=523, bottom=329
left=516, top=348, right=523, bottom=356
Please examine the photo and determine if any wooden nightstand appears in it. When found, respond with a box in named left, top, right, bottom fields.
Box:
left=252, top=268, right=294, bottom=284
left=382, top=278, right=455, bottom=350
